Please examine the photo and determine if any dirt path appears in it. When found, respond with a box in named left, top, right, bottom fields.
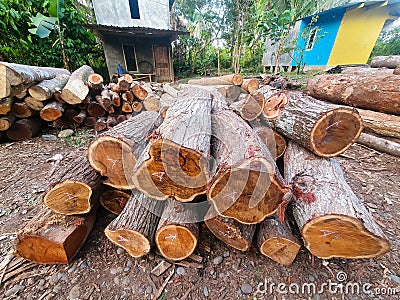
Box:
left=0, top=135, right=399, bottom=300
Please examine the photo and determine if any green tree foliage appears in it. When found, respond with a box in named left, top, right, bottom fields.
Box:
left=370, top=26, right=400, bottom=59
left=0, top=0, right=107, bottom=78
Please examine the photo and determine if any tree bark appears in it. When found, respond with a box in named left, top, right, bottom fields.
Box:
left=284, top=141, right=390, bottom=259
left=39, top=101, right=65, bottom=121
left=7, top=118, right=44, bottom=141
left=188, top=74, right=243, bottom=86
left=241, top=78, right=260, bottom=93
left=105, top=190, right=164, bottom=258
left=371, top=55, right=400, bottom=68
left=357, top=133, right=400, bottom=157
left=270, top=91, right=363, bottom=158
left=357, top=108, right=400, bottom=139
left=132, top=88, right=212, bottom=202
left=61, top=65, right=94, bottom=104
left=0, top=114, right=16, bottom=131
left=306, top=73, right=400, bottom=115
left=208, top=109, right=288, bottom=224
left=88, top=111, right=162, bottom=190
left=99, top=189, right=130, bottom=215
left=0, top=97, right=14, bottom=115
left=340, top=66, right=394, bottom=76
left=28, top=74, right=70, bottom=100
left=204, top=206, right=255, bottom=251
left=257, top=216, right=301, bottom=266
left=0, top=62, right=70, bottom=98
left=253, top=126, right=287, bottom=160
left=43, top=155, right=101, bottom=215
left=155, top=199, right=199, bottom=261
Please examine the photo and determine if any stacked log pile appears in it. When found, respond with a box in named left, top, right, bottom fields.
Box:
left=0, top=62, right=174, bottom=142
left=13, top=70, right=391, bottom=268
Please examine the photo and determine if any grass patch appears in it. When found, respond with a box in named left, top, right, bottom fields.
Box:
left=65, top=129, right=94, bottom=147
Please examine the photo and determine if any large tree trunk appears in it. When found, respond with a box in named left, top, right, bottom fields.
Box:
left=132, top=88, right=212, bottom=202
left=270, top=91, right=363, bottom=158
left=28, top=74, right=70, bottom=100
left=208, top=108, right=288, bottom=224
left=204, top=206, right=255, bottom=251
left=0, top=62, right=70, bottom=98
left=306, top=73, right=400, bottom=115
left=88, top=111, right=162, bottom=190
left=155, top=199, right=199, bottom=261
left=7, top=118, right=44, bottom=141
left=357, top=133, right=400, bottom=157
left=43, top=155, right=101, bottom=215
left=257, top=217, right=301, bottom=266
left=61, top=65, right=94, bottom=104
left=371, top=55, right=400, bottom=68
left=105, top=190, right=164, bottom=258
left=188, top=74, right=243, bottom=86
left=284, top=141, right=390, bottom=259
left=39, top=101, right=65, bottom=121
left=15, top=204, right=97, bottom=264
left=357, top=108, right=400, bottom=139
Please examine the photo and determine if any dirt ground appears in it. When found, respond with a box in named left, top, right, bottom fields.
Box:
left=0, top=130, right=399, bottom=300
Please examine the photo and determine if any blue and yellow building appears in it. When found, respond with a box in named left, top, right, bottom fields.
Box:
left=262, top=0, right=400, bottom=70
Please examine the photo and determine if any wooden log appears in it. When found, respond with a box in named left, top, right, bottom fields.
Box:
left=131, top=83, right=148, bottom=101
left=121, top=91, right=134, bottom=104
left=270, top=91, right=363, bottom=158
left=28, top=74, right=70, bottom=100
left=72, top=110, right=87, bottom=124
left=118, top=79, right=131, bottom=92
left=204, top=206, right=255, bottom=251
left=7, top=118, right=44, bottom=141
left=24, top=96, right=44, bottom=111
left=0, top=62, right=70, bottom=98
left=110, top=91, right=121, bottom=107
left=39, top=101, right=65, bottom=121
left=285, top=141, right=390, bottom=259
left=121, top=101, right=133, bottom=113
left=43, top=155, right=101, bottom=215
left=0, top=114, right=16, bottom=131
left=132, top=88, right=212, bottom=202
left=371, top=55, right=400, bottom=69
left=88, top=111, right=162, bottom=190
left=207, top=85, right=243, bottom=105
left=160, top=93, right=175, bottom=115
left=261, top=91, right=289, bottom=121
left=188, top=74, right=243, bottom=86
left=105, top=190, right=164, bottom=258
left=241, top=78, right=260, bottom=93
left=230, top=93, right=264, bottom=121
left=257, top=217, right=301, bottom=266
left=340, top=66, right=394, bottom=76
left=15, top=204, right=97, bottom=264
left=84, top=116, right=97, bottom=128
left=87, top=101, right=106, bottom=117
left=99, top=189, right=130, bottom=215
left=15, top=90, right=27, bottom=99
left=394, top=65, right=400, bottom=75
left=357, top=132, right=400, bottom=157
left=116, top=115, right=127, bottom=124
left=122, top=73, right=134, bottom=84
left=143, top=95, right=160, bottom=111
left=106, top=115, right=117, bottom=129
left=208, top=109, right=288, bottom=224
left=253, top=126, right=287, bottom=160
left=306, top=73, right=400, bottom=115
left=88, top=73, right=103, bottom=90
left=357, top=108, right=400, bottom=139
left=94, top=117, right=107, bottom=132
left=11, top=102, right=34, bottom=118
left=163, top=83, right=179, bottom=98
left=155, top=199, right=198, bottom=261
left=131, top=101, right=143, bottom=113
left=61, top=65, right=94, bottom=104
left=110, top=82, right=120, bottom=93
left=99, top=89, right=112, bottom=107
left=0, top=97, right=14, bottom=115
left=52, top=108, right=79, bottom=129
left=54, top=90, right=65, bottom=104
left=95, top=95, right=111, bottom=111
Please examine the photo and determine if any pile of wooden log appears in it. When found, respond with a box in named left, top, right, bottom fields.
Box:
left=14, top=71, right=391, bottom=268
left=0, top=62, right=176, bottom=142
left=307, top=62, right=400, bottom=157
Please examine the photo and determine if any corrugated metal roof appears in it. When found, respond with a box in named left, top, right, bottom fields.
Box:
left=85, top=24, right=188, bottom=37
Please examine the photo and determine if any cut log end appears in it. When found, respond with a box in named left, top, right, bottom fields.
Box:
left=104, top=229, right=151, bottom=258
left=254, top=128, right=287, bottom=160
left=99, top=190, right=130, bottom=215
left=134, top=139, right=209, bottom=202
left=43, top=180, right=92, bottom=215
left=88, top=136, right=136, bottom=190
left=155, top=225, right=197, bottom=261
left=310, top=108, right=362, bottom=157
left=259, top=237, right=301, bottom=267
left=263, top=92, right=288, bottom=121
left=209, top=158, right=286, bottom=224
left=302, top=214, right=390, bottom=259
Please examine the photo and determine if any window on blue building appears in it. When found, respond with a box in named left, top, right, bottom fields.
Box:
left=129, top=0, right=140, bottom=19
left=306, top=28, right=318, bottom=50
